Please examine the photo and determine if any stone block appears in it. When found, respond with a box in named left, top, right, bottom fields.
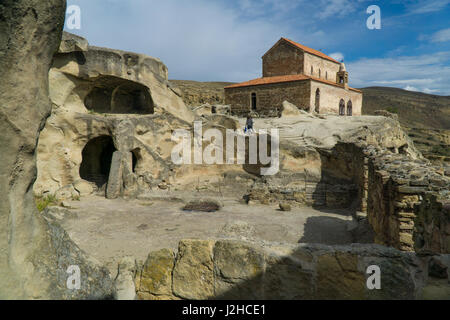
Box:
left=138, top=248, right=175, bottom=296
left=213, top=240, right=265, bottom=299
left=316, top=252, right=366, bottom=299
left=106, top=151, right=124, bottom=199
left=172, top=240, right=215, bottom=300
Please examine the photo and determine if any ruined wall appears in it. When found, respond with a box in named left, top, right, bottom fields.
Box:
left=226, top=81, right=310, bottom=117
left=366, top=147, right=450, bottom=254
left=262, top=42, right=304, bottom=77
left=303, top=52, right=340, bottom=82
left=246, top=142, right=368, bottom=210
left=135, top=239, right=450, bottom=300
left=311, top=81, right=362, bottom=115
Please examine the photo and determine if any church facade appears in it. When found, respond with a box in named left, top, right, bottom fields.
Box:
left=225, top=38, right=363, bottom=117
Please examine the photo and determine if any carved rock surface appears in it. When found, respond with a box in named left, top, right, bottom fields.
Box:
left=0, top=0, right=114, bottom=299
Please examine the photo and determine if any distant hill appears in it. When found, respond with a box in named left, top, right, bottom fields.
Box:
left=361, top=87, right=450, bottom=163
left=361, top=87, right=450, bottom=130
left=169, top=80, right=450, bottom=163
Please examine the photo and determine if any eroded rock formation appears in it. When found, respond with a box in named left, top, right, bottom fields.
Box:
left=34, top=32, right=195, bottom=198
left=0, top=0, right=114, bottom=299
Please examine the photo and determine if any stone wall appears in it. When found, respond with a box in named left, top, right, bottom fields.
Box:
left=311, top=81, right=363, bottom=116
left=245, top=142, right=368, bottom=211
left=303, top=52, right=340, bottom=83
left=225, top=81, right=310, bottom=117
left=263, top=41, right=304, bottom=77
left=135, top=239, right=450, bottom=300
left=365, top=147, right=450, bottom=254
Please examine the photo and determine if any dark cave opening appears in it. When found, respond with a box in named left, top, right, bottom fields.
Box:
left=131, top=148, right=142, bottom=173
left=79, top=136, right=117, bottom=188
left=84, top=76, right=154, bottom=115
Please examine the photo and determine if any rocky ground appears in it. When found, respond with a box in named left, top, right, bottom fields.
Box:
left=53, top=194, right=369, bottom=274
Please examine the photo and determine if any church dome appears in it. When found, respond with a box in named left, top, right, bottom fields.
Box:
left=339, top=62, right=347, bottom=72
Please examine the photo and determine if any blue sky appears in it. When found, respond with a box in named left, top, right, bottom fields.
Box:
left=66, top=0, right=450, bottom=95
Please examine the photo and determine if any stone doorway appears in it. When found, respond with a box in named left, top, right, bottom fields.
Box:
left=79, top=136, right=117, bottom=188
left=251, top=93, right=257, bottom=110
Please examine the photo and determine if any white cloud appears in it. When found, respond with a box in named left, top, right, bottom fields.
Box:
left=316, top=0, right=357, bottom=19
left=347, top=51, right=450, bottom=95
left=407, top=0, right=450, bottom=14
left=431, top=28, right=450, bottom=43
left=329, top=52, right=344, bottom=62
left=423, top=88, right=440, bottom=94
left=404, top=85, right=419, bottom=92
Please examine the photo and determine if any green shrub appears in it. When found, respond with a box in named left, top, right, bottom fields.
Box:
left=386, top=106, right=398, bottom=114
left=35, top=194, right=58, bottom=212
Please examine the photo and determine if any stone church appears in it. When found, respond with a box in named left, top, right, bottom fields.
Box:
left=225, top=37, right=363, bottom=117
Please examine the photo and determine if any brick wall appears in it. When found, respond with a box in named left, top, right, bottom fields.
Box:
left=365, top=147, right=450, bottom=254
left=225, top=81, right=311, bottom=117
left=303, top=52, right=340, bottom=83
left=262, top=42, right=304, bottom=77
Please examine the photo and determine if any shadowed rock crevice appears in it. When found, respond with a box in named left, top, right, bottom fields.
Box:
left=80, top=135, right=117, bottom=188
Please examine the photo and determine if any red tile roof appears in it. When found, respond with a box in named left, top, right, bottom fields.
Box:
left=224, top=74, right=362, bottom=93
left=280, top=38, right=340, bottom=64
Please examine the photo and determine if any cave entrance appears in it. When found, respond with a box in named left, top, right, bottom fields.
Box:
left=79, top=136, right=116, bottom=188
left=84, top=76, right=155, bottom=114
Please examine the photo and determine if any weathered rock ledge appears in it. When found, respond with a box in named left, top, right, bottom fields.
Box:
left=134, top=239, right=450, bottom=300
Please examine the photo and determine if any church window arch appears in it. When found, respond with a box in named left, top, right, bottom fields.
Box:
left=339, top=99, right=345, bottom=115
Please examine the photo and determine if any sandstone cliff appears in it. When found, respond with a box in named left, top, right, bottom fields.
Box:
left=0, top=0, right=114, bottom=299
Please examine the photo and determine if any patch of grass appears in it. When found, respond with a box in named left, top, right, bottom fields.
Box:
left=385, top=106, right=398, bottom=114
left=139, top=201, right=154, bottom=206
left=35, top=194, right=59, bottom=212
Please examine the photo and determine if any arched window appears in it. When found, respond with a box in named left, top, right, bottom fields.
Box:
left=319, top=69, right=321, bottom=78
left=251, top=93, right=257, bottom=110
left=347, top=100, right=353, bottom=116
left=325, top=71, right=328, bottom=80
left=315, top=88, right=320, bottom=113
left=339, top=99, right=345, bottom=115
left=311, top=66, right=314, bottom=75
